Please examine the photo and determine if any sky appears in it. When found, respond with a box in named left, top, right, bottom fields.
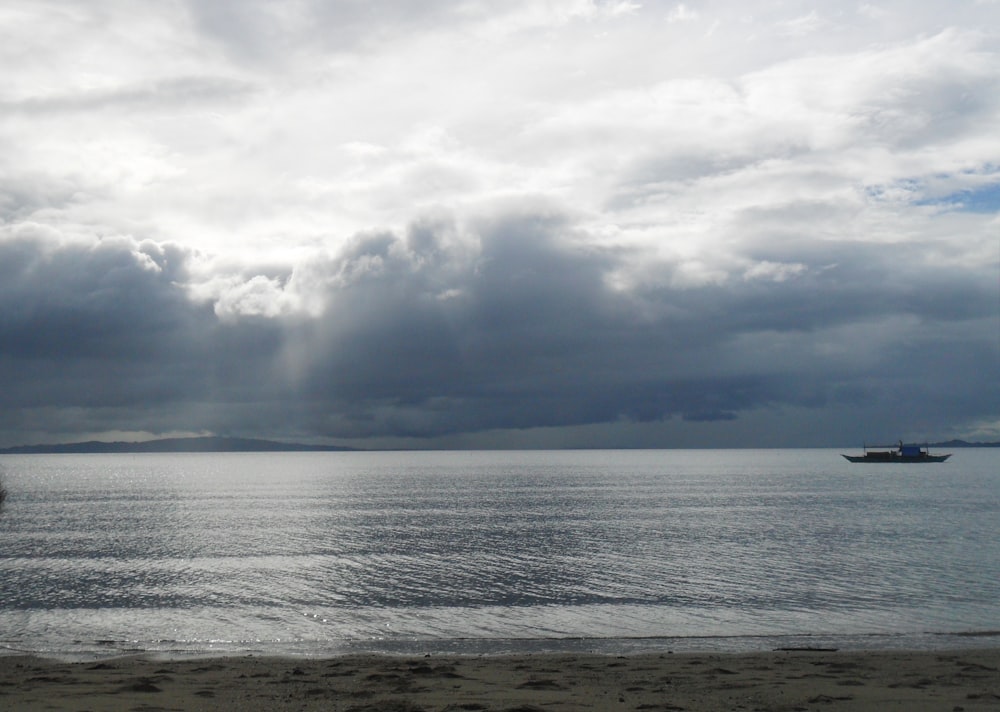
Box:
left=1, top=0, right=998, bottom=449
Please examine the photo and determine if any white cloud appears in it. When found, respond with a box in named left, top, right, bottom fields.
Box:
left=742, top=260, right=807, bottom=282
left=5, top=2, right=996, bottom=267
left=1, top=0, right=999, bottom=446
left=774, top=11, right=826, bottom=37
left=666, top=3, right=698, bottom=23
left=197, top=274, right=299, bottom=319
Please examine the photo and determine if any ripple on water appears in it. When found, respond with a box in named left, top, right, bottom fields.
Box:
left=1, top=449, right=999, bottom=655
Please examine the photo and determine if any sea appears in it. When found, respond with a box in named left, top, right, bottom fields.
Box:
left=1, top=448, right=998, bottom=660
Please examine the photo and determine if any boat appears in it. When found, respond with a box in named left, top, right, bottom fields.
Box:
left=842, top=441, right=951, bottom=463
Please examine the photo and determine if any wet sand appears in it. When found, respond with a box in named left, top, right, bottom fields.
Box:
left=1, top=648, right=998, bottom=711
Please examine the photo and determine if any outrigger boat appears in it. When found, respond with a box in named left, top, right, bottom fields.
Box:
left=842, top=441, right=951, bottom=463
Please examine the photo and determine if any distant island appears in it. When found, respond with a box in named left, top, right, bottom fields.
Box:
left=929, top=439, right=1000, bottom=448
left=0, top=436, right=359, bottom=454
left=0, top=437, right=997, bottom=455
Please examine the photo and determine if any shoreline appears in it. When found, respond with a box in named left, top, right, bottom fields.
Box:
left=5, top=628, right=1000, bottom=662
left=2, top=648, right=999, bottom=711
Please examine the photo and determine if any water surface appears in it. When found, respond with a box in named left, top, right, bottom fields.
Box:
left=1, top=449, right=997, bottom=658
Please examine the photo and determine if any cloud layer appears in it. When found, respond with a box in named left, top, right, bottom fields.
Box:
left=1, top=1, right=998, bottom=447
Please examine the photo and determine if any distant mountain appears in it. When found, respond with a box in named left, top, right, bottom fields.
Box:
left=930, top=439, right=1000, bottom=448
left=2, top=437, right=997, bottom=454
left=0, top=436, right=359, bottom=454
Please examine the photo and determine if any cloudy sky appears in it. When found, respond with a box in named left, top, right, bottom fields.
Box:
left=1, top=0, right=998, bottom=449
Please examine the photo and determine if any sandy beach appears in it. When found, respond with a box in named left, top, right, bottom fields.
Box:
left=1, top=648, right=998, bottom=711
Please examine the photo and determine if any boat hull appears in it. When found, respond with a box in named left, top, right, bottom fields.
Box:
left=842, top=454, right=951, bottom=463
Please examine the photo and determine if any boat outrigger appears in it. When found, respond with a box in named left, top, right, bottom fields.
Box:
left=842, top=441, right=951, bottom=463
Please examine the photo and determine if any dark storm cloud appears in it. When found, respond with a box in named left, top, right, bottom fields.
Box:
left=0, top=235, right=287, bottom=442
left=267, top=211, right=997, bottom=440
left=0, top=236, right=209, bottom=404
left=287, top=212, right=640, bottom=435
left=2, top=2, right=998, bottom=448
left=1, top=207, right=996, bottom=446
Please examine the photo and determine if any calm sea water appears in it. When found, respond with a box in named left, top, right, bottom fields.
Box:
left=1, top=449, right=998, bottom=659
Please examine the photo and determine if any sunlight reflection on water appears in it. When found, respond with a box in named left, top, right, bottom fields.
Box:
left=1, top=449, right=998, bottom=657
